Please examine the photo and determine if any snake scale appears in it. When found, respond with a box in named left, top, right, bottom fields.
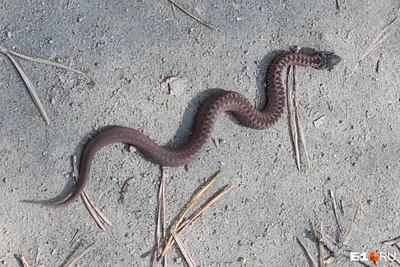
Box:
left=48, top=50, right=341, bottom=207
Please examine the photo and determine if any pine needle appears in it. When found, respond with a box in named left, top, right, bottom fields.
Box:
left=161, top=171, right=220, bottom=256
left=0, top=43, right=83, bottom=124
left=170, top=231, right=196, bottom=267
left=359, top=17, right=397, bottom=61
left=175, top=170, right=220, bottom=229
left=0, top=44, right=83, bottom=74
left=161, top=184, right=232, bottom=257
left=20, top=256, right=31, bottom=267
left=296, top=237, right=317, bottom=267
left=7, top=54, right=50, bottom=125
left=167, top=0, right=217, bottom=30
left=63, top=243, right=95, bottom=267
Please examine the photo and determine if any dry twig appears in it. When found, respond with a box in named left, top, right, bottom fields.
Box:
left=296, top=237, right=317, bottom=267
left=315, top=222, right=325, bottom=267
left=63, top=243, right=95, bottom=267
left=381, top=236, right=400, bottom=245
left=328, top=190, right=342, bottom=232
left=167, top=0, right=217, bottom=30
left=0, top=44, right=83, bottom=74
left=7, top=54, right=50, bottom=125
left=72, top=155, right=112, bottom=230
left=359, top=17, right=398, bottom=61
left=153, top=167, right=167, bottom=267
left=161, top=171, right=231, bottom=257
left=20, top=256, right=31, bottom=267
left=171, top=231, right=196, bottom=267
left=0, top=44, right=83, bottom=124
left=287, top=64, right=309, bottom=170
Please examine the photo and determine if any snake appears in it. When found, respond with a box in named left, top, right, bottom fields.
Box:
left=47, top=50, right=341, bottom=207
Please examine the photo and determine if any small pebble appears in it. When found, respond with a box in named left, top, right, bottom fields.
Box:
left=128, top=145, right=136, bottom=152
left=237, top=256, right=246, bottom=263
left=6, top=31, right=11, bottom=38
left=77, top=17, right=83, bottom=22
left=313, top=115, right=325, bottom=128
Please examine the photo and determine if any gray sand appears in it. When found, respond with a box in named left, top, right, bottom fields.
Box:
left=0, top=1, right=399, bottom=266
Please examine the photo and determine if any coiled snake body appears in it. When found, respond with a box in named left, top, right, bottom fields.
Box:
left=49, top=50, right=341, bottom=207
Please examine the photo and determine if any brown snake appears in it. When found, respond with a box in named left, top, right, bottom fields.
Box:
left=48, top=50, right=341, bottom=207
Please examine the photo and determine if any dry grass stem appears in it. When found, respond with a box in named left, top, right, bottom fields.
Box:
left=314, top=230, right=342, bottom=257
left=70, top=229, right=80, bottom=245
left=296, top=237, right=317, bottom=267
left=162, top=185, right=231, bottom=256
left=315, top=222, right=325, bottom=267
left=341, top=205, right=360, bottom=245
left=161, top=171, right=218, bottom=254
left=170, top=231, right=196, bottom=267
left=297, top=119, right=310, bottom=167
left=83, top=190, right=112, bottom=227
left=339, top=199, right=345, bottom=216
left=287, top=65, right=300, bottom=170
left=154, top=167, right=167, bottom=267
left=0, top=44, right=83, bottom=74
left=335, top=0, right=340, bottom=11
left=287, top=65, right=308, bottom=170
left=167, top=0, right=217, bottom=30
left=20, top=256, right=31, bottom=267
left=161, top=169, right=167, bottom=267
left=175, top=170, right=220, bottom=229
left=80, top=191, right=105, bottom=230
left=359, top=17, right=398, bottom=61
left=178, top=185, right=232, bottom=232
left=381, top=236, right=400, bottom=245
left=72, top=156, right=111, bottom=229
left=63, top=243, right=95, bottom=267
left=0, top=44, right=83, bottom=124
left=391, top=252, right=400, bottom=266
left=316, top=232, right=375, bottom=267
left=329, top=190, right=342, bottom=232
left=161, top=171, right=230, bottom=257
left=7, top=54, right=50, bottom=124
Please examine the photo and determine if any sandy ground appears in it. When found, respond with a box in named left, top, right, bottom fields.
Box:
left=1, top=1, right=399, bottom=266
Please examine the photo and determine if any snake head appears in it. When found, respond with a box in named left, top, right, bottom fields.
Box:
left=313, top=51, right=341, bottom=71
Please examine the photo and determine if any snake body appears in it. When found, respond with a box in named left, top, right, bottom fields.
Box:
left=49, top=50, right=341, bottom=207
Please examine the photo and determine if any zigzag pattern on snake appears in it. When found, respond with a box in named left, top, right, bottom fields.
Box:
left=47, top=50, right=341, bottom=207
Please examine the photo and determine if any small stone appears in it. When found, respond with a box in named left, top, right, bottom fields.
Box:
left=236, top=17, right=242, bottom=21
left=237, top=256, right=246, bottom=263
left=169, top=77, right=187, bottom=96
left=50, top=98, right=55, bottom=104
left=6, top=31, right=11, bottom=38
left=48, top=38, right=53, bottom=44
left=313, top=115, right=326, bottom=128
left=77, top=17, right=83, bottom=22
left=160, top=76, right=188, bottom=96
left=128, top=145, right=136, bottom=152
